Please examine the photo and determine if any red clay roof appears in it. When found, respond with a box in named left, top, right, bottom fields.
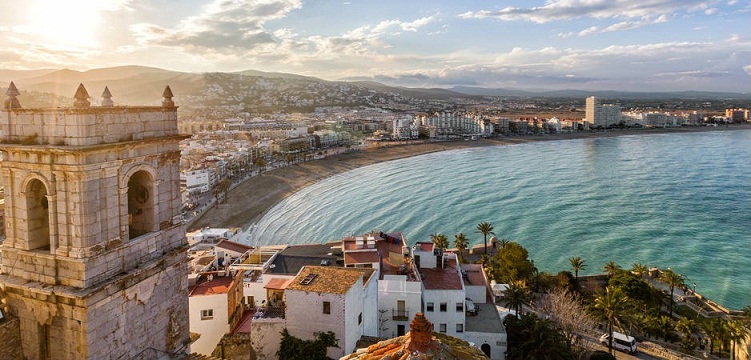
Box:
left=216, top=239, right=252, bottom=254
left=344, top=251, right=380, bottom=264
left=189, top=274, right=237, bottom=296
left=265, top=278, right=292, bottom=290
left=421, top=260, right=463, bottom=291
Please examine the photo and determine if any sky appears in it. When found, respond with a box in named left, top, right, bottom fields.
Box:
left=1, top=0, right=750, bottom=92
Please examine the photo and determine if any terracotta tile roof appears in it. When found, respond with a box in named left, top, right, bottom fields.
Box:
left=421, top=261, right=463, bottom=291
left=344, top=251, right=379, bottom=264
left=189, top=274, right=237, bottom=296
left=286, top=266, right=374, bottom=295
left=341, top=313, right=488, bottom=360
left=215, top=239, right=252, bottom=254
left=264, top=278, right=292, bottom=290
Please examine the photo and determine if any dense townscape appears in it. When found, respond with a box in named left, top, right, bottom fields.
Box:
left=0, top=75, right=749, bottom=360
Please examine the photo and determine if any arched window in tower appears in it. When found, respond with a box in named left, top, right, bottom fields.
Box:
left=25, top=179, right=50, bottom=251
left=127, top=170, right=156, bottom=239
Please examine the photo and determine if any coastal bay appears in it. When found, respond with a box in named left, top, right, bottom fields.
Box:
left=190, top=125, right=749, bottom=233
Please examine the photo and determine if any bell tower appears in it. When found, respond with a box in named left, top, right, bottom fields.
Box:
left=0, top=83, right=190, bottom=359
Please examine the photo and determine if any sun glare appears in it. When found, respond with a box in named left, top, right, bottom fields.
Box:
left=26, top=0, right=118, bottom=48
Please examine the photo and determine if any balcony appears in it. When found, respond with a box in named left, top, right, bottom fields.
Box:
left=392, top=309, right=409, bottom=321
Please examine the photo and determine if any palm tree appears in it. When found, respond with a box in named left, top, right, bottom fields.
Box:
left=631, top=263, right=648, bottom=278
left=502, top=280, right=531, bottom=316
left=453, top=233, right=469, bottom=263
left=675, top=317, right=697, bottom=340
left=727, top=320, right=746, bottom=360
left=603, top=261, right=621, bottom=276
left=569, top=256, right=586, bottom=283
left=656, top=315, right=674, bottom=341
left=476, top=222, right=494, bottom=256
left=659, top=269, right=685, bottom=318
left=430, top=233, right=449, bottom=250
left=590, top=286, right=634, bottom=355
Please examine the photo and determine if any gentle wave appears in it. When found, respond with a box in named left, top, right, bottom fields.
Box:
left=248, top=130, right=751, bottom=309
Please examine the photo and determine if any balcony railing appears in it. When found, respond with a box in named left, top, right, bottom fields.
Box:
left=392, top=309, right=409, bottom=321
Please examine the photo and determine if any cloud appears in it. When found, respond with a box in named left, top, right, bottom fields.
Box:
left=130, top=0, right=302, bottom=52
left=459, top=0, right=718, bottom=23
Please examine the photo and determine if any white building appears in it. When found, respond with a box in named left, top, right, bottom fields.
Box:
left=188, top=271, right=244, bottom=356
left=412, top=242, right=466, bottom=338
left=339, top=232, right=423, bottom=339
left=182, top=168, right=213, bottom=194
left=586, top=96, right=622, bottom=128
left=285, top=266, right=378, bottom=359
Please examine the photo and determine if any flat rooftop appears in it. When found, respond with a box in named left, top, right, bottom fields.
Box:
left=189, top=273, right=237, bottom=296
left=269, top=242, right=343, bottom=275
left=465, top=303, right=505, bottom=334
left=421, top=259, right=463, bottom=291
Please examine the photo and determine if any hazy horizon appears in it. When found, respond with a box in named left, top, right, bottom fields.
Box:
left=1, top=0, right=750, bottom=92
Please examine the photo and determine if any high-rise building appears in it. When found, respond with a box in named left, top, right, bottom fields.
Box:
left=585, top=96, right=621, bottom=128
left=0, top=83, right=190, bottom=359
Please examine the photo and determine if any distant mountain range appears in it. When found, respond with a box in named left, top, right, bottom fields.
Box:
left=1, top=66, right=748, bottom=107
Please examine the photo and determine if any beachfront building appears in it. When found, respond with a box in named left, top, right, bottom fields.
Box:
left=725, top=108, right=749, bottom=123
left=413, top=112, right=492, bottom=138
left=585, top=96, right=622, bottom=128
left=393, top=116, right=418, bottom=140
left=181, top=168, right=213, bottom=194
left=285, top=266, right=378, bottom=359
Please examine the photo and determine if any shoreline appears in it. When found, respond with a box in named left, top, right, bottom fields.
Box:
left=189, top=124, right=751, bottom=231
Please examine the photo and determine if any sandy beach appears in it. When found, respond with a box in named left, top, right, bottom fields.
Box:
left=189, top=124, right=750, bottom=231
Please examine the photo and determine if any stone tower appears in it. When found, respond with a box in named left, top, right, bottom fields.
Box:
left=0, top=83, right=190, bottom=359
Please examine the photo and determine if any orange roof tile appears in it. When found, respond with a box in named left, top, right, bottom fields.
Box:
left=285, top=266, right=374, bottom=295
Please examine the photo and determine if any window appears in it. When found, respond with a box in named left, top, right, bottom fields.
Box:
left=439, top=323, right=447, bottom=333
left=440, top=303, right=447, bottom=312
left=456, top=324, right=464, bottom=333
left=456, top=302, right=463, bottom=312
left=201, top=309, right=213, bottom=320
left=426, top=302, right=434, bottom=312
left=323, top=301, right=331, bottom=314
left=358, top=312, right=362, bottom=324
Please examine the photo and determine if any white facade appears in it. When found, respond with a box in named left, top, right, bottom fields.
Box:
left=586, top=96, right=622, bottom=128
left=378, top=274, right=423, bottom=338
left=423, top=288, right=466, bottom=338
left=284, top=267, right=378, bottom=359
left=189, top=292, right=231, bottom=355
left=183, top=168, right=212, bottom=194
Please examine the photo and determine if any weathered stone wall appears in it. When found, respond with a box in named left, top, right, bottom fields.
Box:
left=0, top=315, right=23, bottom=359
left=250, top=319, right=286, bottom=360
left=2, top=245, right=189, bottom=359
left=211, top=333, right=256, bottom=360
left=0, top=107, right=178, bottom=146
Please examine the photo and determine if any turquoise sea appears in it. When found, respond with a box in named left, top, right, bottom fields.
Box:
left=247, top=129, right=751, bottom=309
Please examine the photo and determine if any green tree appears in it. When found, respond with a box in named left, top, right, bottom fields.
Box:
left=630, top=263, right=648, bottom=278
left=504, top=313, right=574, bottom=359
left=277, top=328, right=339, bottom=360
left=659, top=269, right=685, bottom=318
left=569, top=256, right=586, bottom=283
left=253, top=157, right=267, bottom=172
left=493, top=241, right=536, bottom=283
left=727, top=320, right=746, bottom=360
left=430, top=233, right=449, bottom=250
left=453, top=233, right=469, bottom=263
left=502, top=280, right=532, bottom=316
left=476, top=222, right=494, bottom=256
left=590, top=286, right=634, bottom=355
left=608, top=271, right=661, bottom=313
left=603, top=261, right=621, bottom=277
